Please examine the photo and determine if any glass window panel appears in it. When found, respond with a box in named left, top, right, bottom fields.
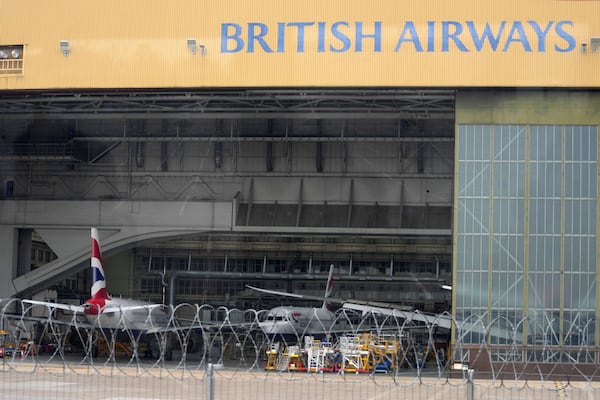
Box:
left=580, top=202, right=590, bottom=235
left=551, top=199, right=561, bottom=233
left=565, top=126, right=596, bottom=162
left=549, top=163, right=560, bottom=198
left=565, top=236, right=574, bottom=270
left=530, top=128, right=542, bottom=161
left=481, top=163, right=491, bottom=196
left=458, top=163, right=467, bottom=191
left=531, top=204, right=540, bottom=234
left=567, top=200, right=582, bottom=235
left=565, top=129, right=580, bottom=161
left=566, top=164, right=582, bottom=198
left=580, top=164, right=590, bottom=198
left=469, top=272, right=488, bottom=308
left=466, top=163, right=476, bottom=196
left=476, top=125, right=489, bottom=160
left=529, top=272, right=561, bottom=309
left=514, top=200, right=525, bottom=234
left=492, top=201, right=501, bottom=234
left=480, top=198, right=490, bottom=231
left=516, top=162, right=525, bottom=197
left=531, top=125, right=561, bottom=161
left=457, top=205, right=467, bottom=233
left=530, top=162, right=540, bottom=197
left=458, top=127, right=469, bottom=160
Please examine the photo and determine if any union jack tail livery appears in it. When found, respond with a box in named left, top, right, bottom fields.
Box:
left=83, top=227, right=112, bottom=315
left=90, top=227, right=110, bottom=301
left=22, top=227, right=171, bottom=335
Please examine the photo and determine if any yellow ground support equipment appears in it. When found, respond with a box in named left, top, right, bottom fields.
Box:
left=96, top=337, right=134, bottom=357
left=0, top=330, right=15, bottom=358
left=286, top=345, right=306, bottom=371
left=265, top=343, right=280, bottom=370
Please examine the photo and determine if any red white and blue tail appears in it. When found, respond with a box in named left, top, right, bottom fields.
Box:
left=90, top=227, right=110, bottom=300
left=322, top=264, right=335, bottom=310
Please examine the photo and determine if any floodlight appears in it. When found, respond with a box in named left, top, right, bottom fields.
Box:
left=59, top=40, right=70, bottom=56
left=591, top=37, right=600, bottom=53
left=187, top=38, right=197, bottom=54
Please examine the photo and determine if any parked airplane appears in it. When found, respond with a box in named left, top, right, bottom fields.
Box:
left=247, top=264, right=452, bottom=341
left=246, top=265, right=343, bottom=341
left=22, top=228, right=170, bottom=335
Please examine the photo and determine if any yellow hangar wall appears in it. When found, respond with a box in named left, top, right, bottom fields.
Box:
left=0, top=0, right=599, bottom=89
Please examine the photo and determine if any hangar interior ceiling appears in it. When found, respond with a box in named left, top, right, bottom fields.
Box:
left=2, top=89, right=455, bottom=310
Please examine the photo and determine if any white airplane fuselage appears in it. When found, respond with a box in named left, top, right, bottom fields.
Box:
left=85, top=297, right=170, bottom=335
left=259, top=306, right=344, bottom=341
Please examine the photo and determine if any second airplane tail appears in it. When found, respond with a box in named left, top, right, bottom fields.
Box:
left=322, top=264, right=335, bottom=310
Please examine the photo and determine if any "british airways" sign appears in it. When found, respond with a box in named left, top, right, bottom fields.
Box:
left=221, top=21, right=576, bottom=53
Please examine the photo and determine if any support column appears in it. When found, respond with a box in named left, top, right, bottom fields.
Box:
left=0, top=226, right=19, bottom=298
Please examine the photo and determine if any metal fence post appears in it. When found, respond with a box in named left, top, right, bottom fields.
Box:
left=206, top=363, right=214, bottom=400
left=467, top=368, right=474, bottom=400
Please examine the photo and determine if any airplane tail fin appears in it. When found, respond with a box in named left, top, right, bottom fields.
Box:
left=322, top=264, right=335, bottom=310
left=90, top=228, right=110, bottom=300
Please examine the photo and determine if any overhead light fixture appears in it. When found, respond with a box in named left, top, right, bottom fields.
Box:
left=0, top=45, right=23, bottom=73
left=0, top=45, right=23, bottom=60
left=591, top=37, right=600, bottom=53
left=59, top=40, right=70, bottom=56
left=187, top=38, right=206, bottom=55
left=187, top=38, right=197, bottom=54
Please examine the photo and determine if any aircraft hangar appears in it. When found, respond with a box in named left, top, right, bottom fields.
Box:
left=0, top=89, right=455, bottom=311
left=1, top=0, right=600, bottom=369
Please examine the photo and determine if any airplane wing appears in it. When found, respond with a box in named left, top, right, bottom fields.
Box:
left=2, top=312, right=76, bottom=324
left=245, top=284, right=452, bottom=329
left=21, top=299, right=169, bottom=314
left=22, top=299, right=86, bottom=313
left=341, top=303, right=452, bottom=330
left=245, top=285, right=310, bottom=300
left=101, top=304, right=169, bottom=313
left=245, top=284, right=414, bottom=311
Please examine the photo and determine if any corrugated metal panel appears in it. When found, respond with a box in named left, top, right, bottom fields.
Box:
left=0, top=0, right=598, bottom=89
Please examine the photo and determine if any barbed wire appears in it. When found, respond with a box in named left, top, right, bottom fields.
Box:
left=1, top=298, right=599, bottom=396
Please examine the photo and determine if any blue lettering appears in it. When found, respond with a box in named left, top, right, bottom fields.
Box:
left=221, top=23, right=244, bottom=53
left=503, top=22, right=532, bottom=52
left=330, top=21, right=351, bottom=52
left=355, top=22, right=382, bottom=52
left=466, top=21, right=505, bottom=51
left=528, top=21, right=553, bottom=52
left=248, top=22, right=273, bottom=53
left=318, top=22, right=326, bottom=52
left=555, top=21, right=576, bottom=52
left=288, top=22, right=315, bottom=52
left=442, top=21, right=468, bottom=52
left=427, top=21, right=435, bottom=52
left=220, top=19, right=578, bottom=54
left=394, top=21, right=423, bottom=52
left=277, top=23, right=285, bottom=53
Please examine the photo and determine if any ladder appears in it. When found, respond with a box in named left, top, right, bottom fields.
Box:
left=277, top=353, right=289, bottom=370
